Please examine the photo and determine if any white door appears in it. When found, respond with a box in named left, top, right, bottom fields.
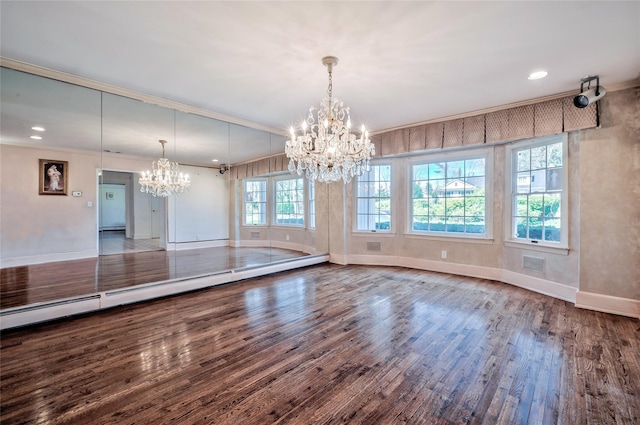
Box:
left=151, top=196, right=165, bottom=239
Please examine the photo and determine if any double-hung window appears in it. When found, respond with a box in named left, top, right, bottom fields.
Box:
left=356, top=164, right=392, bottom=231
left=410, top=149, right=491, bottom=237
left=507, top=134, right=567, bottom=247
left=244, top=179, right=267, bottom=225
left=274, top=177, right=304, bottom=226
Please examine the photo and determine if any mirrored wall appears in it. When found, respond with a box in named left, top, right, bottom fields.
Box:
left=0, top=65, right=329, bottom=312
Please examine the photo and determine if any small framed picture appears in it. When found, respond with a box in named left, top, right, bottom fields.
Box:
left=106, top=192, right=114, bottom=200
left=39, top=159, right=68, bottom=195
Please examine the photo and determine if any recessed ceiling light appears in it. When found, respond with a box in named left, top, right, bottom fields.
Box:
left=31, top=126, right=45, bottom=132
left=30, top=135, right=43, bottom=140
left=212, top=159, right=219, bottom=162
left=528, top=71, right=548, bottom=80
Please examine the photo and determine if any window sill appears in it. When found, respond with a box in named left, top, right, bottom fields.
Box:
left=504, top=240, right=569, bottom=256
left=404, top=233, right=494, bottom=244
left=242, top=224, right=268, bottom=228
left=272, top=224, right=305, bottom=229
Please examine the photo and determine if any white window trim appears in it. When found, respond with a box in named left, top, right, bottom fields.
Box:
left=272, top=175, right=305, bottom=228
left=504, top=133, right=569, bottom=250
left=307, top=179, right=316, bottom=230
left=353, top=161, right=393, bottom=234
left=242, top=178, right=268, bottom=227
left=406, top=146, right=493, bottom=240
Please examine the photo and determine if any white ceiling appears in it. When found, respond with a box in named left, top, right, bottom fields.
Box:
left=1, top=1, right=639, bottom=166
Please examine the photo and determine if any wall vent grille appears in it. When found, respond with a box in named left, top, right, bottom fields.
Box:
left=367, top=242, right=381, bottom=252
left=523, top=255, right=545, bottom=272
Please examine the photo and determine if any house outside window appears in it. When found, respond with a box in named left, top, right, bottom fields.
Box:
left=244, top=179, right=267, bottom=225
left=410, top=149, right=491, bottom=237
left=355, top=164, right=392, bottom=232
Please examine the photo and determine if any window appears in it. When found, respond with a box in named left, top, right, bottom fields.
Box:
left=356, top=164, right=391, bottom=231
left=244, top=179, right=267, bottom=225
left=308, top=180, right=316, bottom=229
left=274, top=177, right=304, bottom=226
left=507, top=134, right=567, bottom=246
left=410, top=151, right=490, bottom=236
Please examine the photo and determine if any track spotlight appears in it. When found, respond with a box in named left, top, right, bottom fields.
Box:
left=574, top=75, right=605, bottom=108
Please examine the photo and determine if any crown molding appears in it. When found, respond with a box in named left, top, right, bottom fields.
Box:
left=371, top=77, right=640, bottom=136
left=0, top=57, right=287, bottom=136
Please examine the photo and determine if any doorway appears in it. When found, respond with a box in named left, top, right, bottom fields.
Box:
left=99, top=170, right=166, bottom=255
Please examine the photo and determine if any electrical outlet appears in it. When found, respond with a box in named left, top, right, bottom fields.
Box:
left=441, top=250, right=447, bottom=259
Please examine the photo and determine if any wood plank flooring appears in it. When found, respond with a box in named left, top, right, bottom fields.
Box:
left=0, top=247, right=307, bottom=309
left=1, top=264, right=638, bottom=424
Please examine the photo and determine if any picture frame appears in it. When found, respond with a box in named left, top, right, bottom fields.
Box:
left=39, top=159, right=68, bottom=195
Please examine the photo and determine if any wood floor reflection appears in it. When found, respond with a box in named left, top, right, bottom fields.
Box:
left=1, top=264, right=638, bottom=424
left=0, top=247, right=308, bottom=309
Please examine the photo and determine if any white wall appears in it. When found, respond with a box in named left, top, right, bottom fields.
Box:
left=99, top=184, right=126, bottom=230
left=0, top=146, right=231, bottom=266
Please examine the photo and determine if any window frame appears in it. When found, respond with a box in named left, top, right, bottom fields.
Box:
left=505, top=133, right=568, bottom=250
left=273, top=175, right=305, bottom=227
left=308, top=179, right=316, bottom=230
left=353, top=162, right=393, bottom=233
left=243, top=178, right=268, bottom=227
left=407, top=147, right=493, bottom=239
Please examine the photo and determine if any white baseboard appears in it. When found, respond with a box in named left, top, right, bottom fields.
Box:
left=168, top=239, right=229, bottom=251
left=342, top=254, right=578, bottom=304
left=0, top=249, right=98, bottom=268
left=576, top=291, right=640, bottom=319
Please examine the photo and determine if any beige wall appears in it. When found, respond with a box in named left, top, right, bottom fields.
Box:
left=327, top=86, right=639, bottom=303
left=579, top=87, right=640, bottom=300
left=0, top=144, right=101, bottom=263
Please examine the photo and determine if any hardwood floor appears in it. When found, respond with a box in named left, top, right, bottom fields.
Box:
left=0, top=246, right=308, bottom=309
left=1, top=264, right=638, bottom=424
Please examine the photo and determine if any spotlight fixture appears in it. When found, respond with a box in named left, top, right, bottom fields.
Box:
left=219, top=164, right=228, bottom=175
left=574, top=75, right=606, bottom=108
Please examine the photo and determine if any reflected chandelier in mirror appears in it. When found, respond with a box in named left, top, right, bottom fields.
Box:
left=139, top=139, right=191, bottom=197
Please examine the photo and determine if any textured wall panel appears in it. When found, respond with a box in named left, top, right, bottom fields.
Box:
left=485, top=109, right=510, bottom=143
left=425, top=122, right=444, bottom=150
left=409, top=125, right=427, bottom=152
left=508, top=105, right=535, bottom=140
left=443, top=119, right=464, bottom=148
left=463, top=115, right=485, bottom=145
left=257, top=158, right=269, bottom=176
left=382, top=128, right=409, bottom=155
left=534, top=99, right=563, bottom=136
left=563, top=96, right=598, bottom=131
left=370, top=134, right=383, bottom=158
left=236, top=164, right=247, bottom=180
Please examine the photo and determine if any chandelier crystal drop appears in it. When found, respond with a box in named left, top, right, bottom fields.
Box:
left=285, top=56, right=374, bottom=184
left=139, top=140, right=191, bottom=197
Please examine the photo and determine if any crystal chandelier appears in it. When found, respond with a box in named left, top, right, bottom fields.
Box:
left=139, top=140, right=191, bottom=197
left=286, top=56, right=374, bottom=183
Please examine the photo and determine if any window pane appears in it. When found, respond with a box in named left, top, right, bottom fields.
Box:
left=465, top=197, right=484, bottom=217
left=516, top=172, right=530, bottom=193
left=517, top=149, right=530, bottom=172
left=531, top=145, right=547, bottom=170
left=465, top=158, right=485, bottom=177
left=429, top=163, right=445, bottom=178
left=413, top=164, right=428, bottom=180
left=543, top=193, right=561, bottom=217
left=465, top=217, right=485, bottom=234
left=446, top=160, right=465, bottom=178
left=446, top=216, right=464, bottom=233
left=515, top=195, right=528, bottom=217
left=547, top=143, right=563, bottom=167
left=528, top=217, right=543, bottom=240
left=430, top=217, right=446, bottom=232
left=544, top=218, right=561, bottom=242
left=546, top=167, right=562, bottom=191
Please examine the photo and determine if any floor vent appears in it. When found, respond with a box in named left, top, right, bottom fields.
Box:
left=523, top=255, right=545, bottom=272
left=367, top=242, right=381, bottom=252
left=250, top=231, right=260, bottom=239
